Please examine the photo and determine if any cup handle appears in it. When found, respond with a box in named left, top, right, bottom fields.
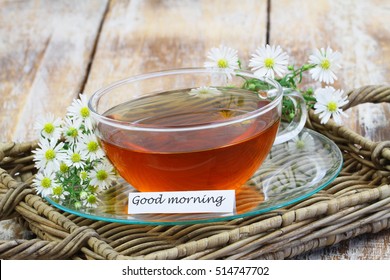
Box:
left=273, top=90, right=307, bottom=145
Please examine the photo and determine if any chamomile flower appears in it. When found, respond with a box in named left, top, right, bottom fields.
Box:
left=88, top=160, right=116, bottom=189
left=67, top=94, right=94, bottom=131
left=314, top=87, right=349, bottom=125
left=82, top=193, right=100, bottom=208
left=51, top=185, right=70, bottom=202
left=59, top=162, right=69, bottom=174
left=74, top=201, right=82, bottom=210
left=79, top=133, right=105, bottom=161
left=64, top=147, right=87, bottom=169
left=309, top=47, right=341, bottom=84
left=32, top=94, right=119, bottom=208
left=34, top=114, right=62, bottom=141
left=62, top=116, right=83, bottom=145
left=32, top=170, right=57, bottom=197
left=188, top=86, right=222, bottom=99
left=204, top=45, right=239, bottom=79
left=287, top=132, right=315, bottom=153
left=79, top=170, right=89, bottom=185
left=249, top=45, right=289, bottom=79
left=33, top=138, right=66, bottom=173
left=79, top=191, right=89, bottom=200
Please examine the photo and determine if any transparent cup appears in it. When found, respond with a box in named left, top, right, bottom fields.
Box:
left=88, top=68, right=306, bottom=192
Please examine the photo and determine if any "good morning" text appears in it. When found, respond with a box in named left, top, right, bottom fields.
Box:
left=131, top=193, right=226, bottom=207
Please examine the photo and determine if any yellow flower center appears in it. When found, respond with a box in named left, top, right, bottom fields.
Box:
left=45, top=149, right=56, bottom=160
left=43, top=123, right=54, bottom=134
left=264, top=58, right=275, bottom=68
left=96, top=170, right=108, bottom=181
left=53, top=186, right=63, bottom=196
left=321, top=59, right=331, bottom=70
left=80, top=107, right=90, bottom=118
left=80, top=171, right=88, bottom=180
left=219, top=109, right=233, bottom=119
left=296, top=140, right=305, bottom=149
left=87, top=141, right=99, bottom=152
left=327, top=101, right=338, bottom=112
left=41, top=177, right=52, bottom=188
left=88, top=185, right=98, bottom=193
left=60, top=162, right=68, bottom=173
left=71, top=153, right=81, bottom=163
left=67, top=127, right=78, bottom=138
left=217, top=59, right=228, bottom=68
left=80, top=191, right=88, bottom=200
left=87, top=194, right=97, bottom=204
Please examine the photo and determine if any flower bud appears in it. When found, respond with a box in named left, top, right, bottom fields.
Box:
left=80, top=191, right=88, bottom=200
left=248, top=83, right=256, bottom=90
left=306, top=88, right=314, bottom=95
left=74, top=201, right=82, bottom=210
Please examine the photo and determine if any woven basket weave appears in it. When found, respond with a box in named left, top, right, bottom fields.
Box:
left=1, top=85, right=390, bottom=260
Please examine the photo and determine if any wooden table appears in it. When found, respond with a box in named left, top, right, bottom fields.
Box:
left=1, top=0, right=389, bottom=259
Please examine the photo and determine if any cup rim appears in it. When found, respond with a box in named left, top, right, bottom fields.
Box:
left=88, top=67, right=283, bottom=132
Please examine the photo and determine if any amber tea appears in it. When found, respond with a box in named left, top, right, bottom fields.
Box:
left=97, top=87, right=280, bottom=192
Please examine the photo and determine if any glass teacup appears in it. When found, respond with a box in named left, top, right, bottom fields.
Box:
left=88, top=68, right=306, bottom=192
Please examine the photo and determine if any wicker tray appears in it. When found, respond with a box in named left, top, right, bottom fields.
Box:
left=1, top=85, right=390, bottom=260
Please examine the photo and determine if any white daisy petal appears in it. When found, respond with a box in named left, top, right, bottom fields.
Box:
left=78, top=133, right=105, bottom=161
left=314, top=86, right=349, bottom=125
left=253, top=68, right=271, bottom=79
left=309, top=47, right=341, bottom=84
left=188, top=86, right=222, bottom=99
left=67, top=94, right=95, bottom=131
left=32, top=170, right=58, bottom=197
left=82, top=193, right=100, bottom=208
left=33, top=138, right=67, bottom=173
left=88, top=161, right=116, bottom=190
left=332, top=111, right=342, bottom=124
left=287, top=132, right=316, bottom=153
left=51, top=185, right=70, bottom=202
left=204, top=45, right=239, bottom=79
left=62, top=116, right=83, bottom=145
left=249, top=44, right=289, bottom=79
left=63, top=147, right=87, bottom=169
left=318, top=110, right=332, bottom=124
left=34, top=113, right=62, bottom=141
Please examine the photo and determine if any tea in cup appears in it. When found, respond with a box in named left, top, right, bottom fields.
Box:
left=88, top=68, right=306, bottom=192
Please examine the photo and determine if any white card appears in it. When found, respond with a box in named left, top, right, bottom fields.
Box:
left=128, top=190, right=236, bottom=214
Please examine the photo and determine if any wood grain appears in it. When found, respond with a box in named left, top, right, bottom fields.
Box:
left=270, top=0, right=390, bottom=259
left=82, top=0, right=268, bottom=96
left=269, top=0, right=390, bottom=142
left=0, top=0, right=108, bottom=142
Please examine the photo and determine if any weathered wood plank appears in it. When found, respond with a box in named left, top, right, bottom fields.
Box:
left=82, top=0, right=268, bottom=95
left=270, top=0, right=390, bottom=259
left=270, top=0, right=390, bottom=142
left=0, top=0, right=108, bottom=142
left=296, top=230, right=390, bottom=260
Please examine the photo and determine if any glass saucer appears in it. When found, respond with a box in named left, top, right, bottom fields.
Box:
left=46, top=128, right=343, bottom=225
